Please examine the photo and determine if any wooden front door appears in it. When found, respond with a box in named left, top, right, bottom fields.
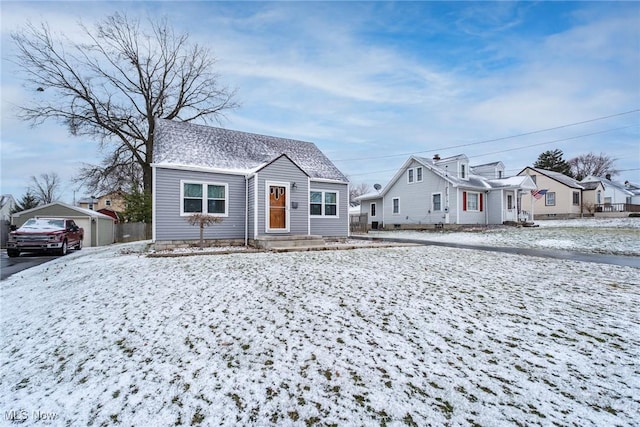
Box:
left=269, top=185, right=286, bottom=229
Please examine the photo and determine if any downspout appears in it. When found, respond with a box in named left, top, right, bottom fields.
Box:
left=485, top=191, right=489, bottom=225
left=244, top=175, right=248, bottom=246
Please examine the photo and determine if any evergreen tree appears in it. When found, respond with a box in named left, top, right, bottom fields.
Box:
left=533, top=149, right=573, bottom=176
left=122, top=189, right=152, bottom=223
left=11, top=190, right=40, bottom=214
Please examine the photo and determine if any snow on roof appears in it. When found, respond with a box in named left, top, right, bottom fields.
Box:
left=153, top=119, right=348, bottom=182
left=487, top=175, right=537, bottom=190
left=526, top=167, right=584, bottom=189
left=12, top=201, right=114, bottom=220
left=581, top=176, right=635, bottom=195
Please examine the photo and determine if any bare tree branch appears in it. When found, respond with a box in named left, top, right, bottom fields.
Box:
left=11, top=12, right=239, bottom=195
left=569, top=152, right=618, bottom=181
left=30, top=172, right=61, bottom=204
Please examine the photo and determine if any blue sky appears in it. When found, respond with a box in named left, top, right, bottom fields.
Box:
left=1, top=1, right=639, bottom=203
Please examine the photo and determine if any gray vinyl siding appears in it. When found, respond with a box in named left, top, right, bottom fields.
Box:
left=458, top=190, right=487, bottom=225
left=361, top=198, right=383, bottom=225
left=96, top=218, right=115, bottom=245
left=383, top=160, right=452, bottom=225
left=154, top=167, right=247, bottom=241
left=487, top=190, right=503, bottom=224
left=255, top=156, right=309, bottom=236
left=310, top=181, right=349, bottom=237
left=247, top=176, right=255, bottom=239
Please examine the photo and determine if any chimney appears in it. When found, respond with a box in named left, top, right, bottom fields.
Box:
left=433, top=154, right=441, bottom=161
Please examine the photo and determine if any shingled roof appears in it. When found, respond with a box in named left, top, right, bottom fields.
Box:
left=153, top=119, right=348, bottom=182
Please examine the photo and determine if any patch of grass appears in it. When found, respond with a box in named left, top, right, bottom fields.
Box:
left=191, top=407, right=205, bottom=425
left=305, top=417, right=321, bottom=426
left=110, top=414, right=119, bottom=423
left=229, top=393, right=244, bottom=410
left=403, top=413, right=418, bottom=427
left=288, top=411, right=299, bottom=421
left=112, top=390, right=121, bottom=399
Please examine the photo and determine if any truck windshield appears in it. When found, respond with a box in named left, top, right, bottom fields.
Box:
left=21, top=219, right=65, bottom=230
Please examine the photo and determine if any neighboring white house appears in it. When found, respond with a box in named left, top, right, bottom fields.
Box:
left=357, top=154, right=536, bottom=229
left=581, top=175, right=640, bottom=208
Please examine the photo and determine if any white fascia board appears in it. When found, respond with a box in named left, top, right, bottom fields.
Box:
left=309, top=178, right=349, bottom=185
left=151, top=162, right=251, bottom=177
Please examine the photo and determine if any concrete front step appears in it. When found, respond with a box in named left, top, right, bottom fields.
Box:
left=253, top=235, right=326, bottom=250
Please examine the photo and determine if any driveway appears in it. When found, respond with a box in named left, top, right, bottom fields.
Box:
left=351, top=236, right=640, bottom=268
left=0, top=251, right=60, bottom=280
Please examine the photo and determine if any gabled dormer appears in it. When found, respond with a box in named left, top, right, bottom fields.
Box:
left=471, top=161, right=505, bottom=179
left=433, top=154, right=469, bottom=181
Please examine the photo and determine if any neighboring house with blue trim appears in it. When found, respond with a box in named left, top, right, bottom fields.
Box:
left=357, top=154, right=536, bottom=229
left=151, top=119, right=349, bottom=247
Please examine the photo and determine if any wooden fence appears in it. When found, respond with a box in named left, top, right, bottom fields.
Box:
left=349, top=213, right=368, bottom=233
left=115, top=222, right=151, bottom=243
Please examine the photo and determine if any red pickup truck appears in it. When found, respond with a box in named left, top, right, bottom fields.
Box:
left=7, top=218, right=84, bottom=257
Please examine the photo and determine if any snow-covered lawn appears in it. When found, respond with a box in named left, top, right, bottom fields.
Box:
left=367, top=218, right=640, bottom=257
left=1, top=240, right=638, bottom=426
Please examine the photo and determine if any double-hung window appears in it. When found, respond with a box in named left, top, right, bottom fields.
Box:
left=416, top=167, right=423, bottom=182
left=572, top=191, right=580, bottom=205
left=545, top=192, right=556, bottom=206
left=408, top=169, right=414, bottom=183
left=432, top=193, right=442, bottom=211
left=370, top=203, right=376, bottom=217
left=182, top=181, right=228, bottom=216
left=392, top=197, right=400, bottom=214
left=310, top=190, right=338, bottom=217
left=463, top=191, right=483, bottom=212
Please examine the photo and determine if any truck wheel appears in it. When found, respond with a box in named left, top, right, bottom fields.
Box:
left=7, top=249, right=19, bottom=258
left=58, top=240, right=68, bottom=256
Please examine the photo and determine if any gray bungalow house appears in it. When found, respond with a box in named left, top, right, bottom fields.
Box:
left=152, top=119, right=349, bottom=247
left=358, top=154, right=536, bottom=229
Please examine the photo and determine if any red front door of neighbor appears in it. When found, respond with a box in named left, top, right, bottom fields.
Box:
left=269, top=185, right=286, bottom=230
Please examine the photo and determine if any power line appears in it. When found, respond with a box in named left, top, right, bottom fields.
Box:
left=467, top=125, right=637, bottom=159
left=333, top=109, right=640, bottom=162
left=346, top=124, right=639, bottom=178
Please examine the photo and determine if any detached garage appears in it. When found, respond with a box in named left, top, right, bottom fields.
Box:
left=12, top=202, right=115, bottom=247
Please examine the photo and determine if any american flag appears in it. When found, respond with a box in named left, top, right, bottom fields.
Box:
left=531, top=189, right=547, bottom=200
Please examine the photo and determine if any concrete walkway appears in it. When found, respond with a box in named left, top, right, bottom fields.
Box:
left=351, top=235, right=640, bottom=269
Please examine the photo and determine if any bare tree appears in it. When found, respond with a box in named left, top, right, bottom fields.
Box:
left=30, top=172, right=61, bottom=204
left=349, top=182, right=372, bottom=207
left=185, top=214, right=223, bottom=248
left=11, top=13, right=238, bottom=197
left=569, top=152, right=618, bottom=181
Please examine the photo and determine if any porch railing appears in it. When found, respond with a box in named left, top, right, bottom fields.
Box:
left=595, top=203, right=640, bottom=213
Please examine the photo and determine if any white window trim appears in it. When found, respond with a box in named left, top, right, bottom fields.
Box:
left=370, top=202, right=377, bottom=217
left=180, top=180, right=229, bottom=217
left=545, top=192, right=556, bottom=206
left=265, top=180, right=290, bottom=233
left=460, top=163, right=468, bottom=180
left=466, top=191, right=480, bottom=212
left=392, top=197, right=400, bottom=215
left=432, top=192, right=442, bottom=212
left=407, top=167, right=423, bottom=184
left=309, top=188, right=340, bottom=218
